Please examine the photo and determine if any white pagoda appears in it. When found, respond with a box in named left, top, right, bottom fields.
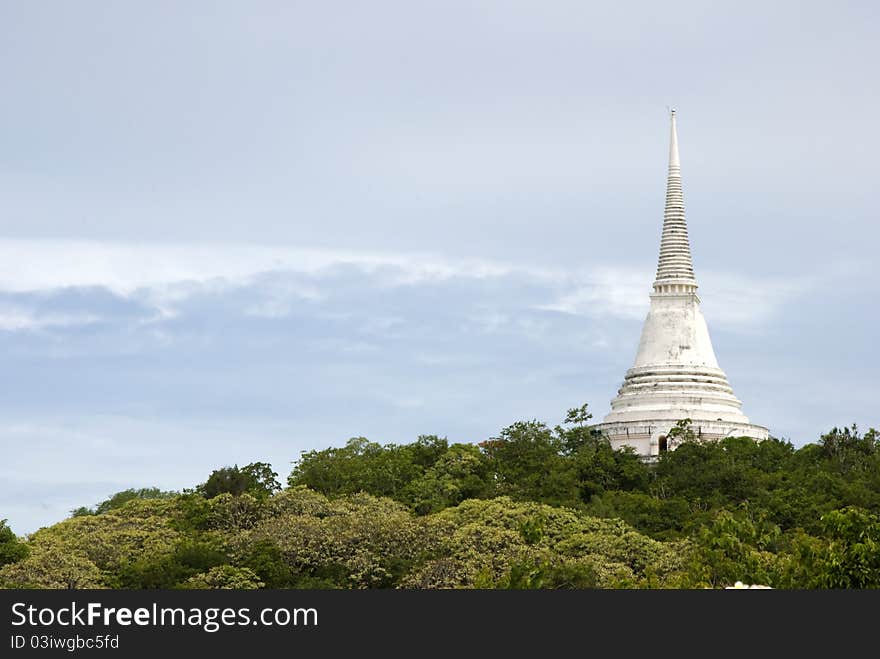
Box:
left=593, top=110, right=768, bottom=456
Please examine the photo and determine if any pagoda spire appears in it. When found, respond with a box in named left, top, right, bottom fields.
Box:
left=594, top=110, right=769, bottom=457
left=653, top=109, right=697, bottom=293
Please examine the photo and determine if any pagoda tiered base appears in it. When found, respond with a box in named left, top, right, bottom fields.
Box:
left=593, top=418, right=769, bottom=457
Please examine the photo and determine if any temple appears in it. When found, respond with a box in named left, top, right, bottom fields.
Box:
left=593, top=110, right=768, bottom=456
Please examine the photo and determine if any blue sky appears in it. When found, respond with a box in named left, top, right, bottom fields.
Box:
left=1, top=2, right=878, bottom=534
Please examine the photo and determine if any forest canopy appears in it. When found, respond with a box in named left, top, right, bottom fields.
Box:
left=2, top=407, right=879, bottom=589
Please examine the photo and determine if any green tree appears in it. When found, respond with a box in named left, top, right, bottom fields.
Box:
left=115, top=540, right=228, bottom=589
left=71, top=487, right=178, bottom=517
left=788, top=507, right=880, bottom=589
left=0, top=519, right=28, bottom=566
left=819, top=425, right=879, bottom=476
left=237, top=492, right=440, bottom=589
left=684, top=507, right=782, bottom=588
left=0, top=500, right=180, bottom=588
left=586, top=491, right=697, bottom=540
left=238, top=539, right=296, bottom=588
left=479, top=421, right=578, bottom=506
left=666, top=418, right=697, bottom=448
left=404, top=444, right=491, bottom=514
left=653, top=436, right=761, bottom=507
left=288, top=437, right=439, bottom=499
left=0, top=548, right=104, bottom=589
left=182, top=565, right=265, bottom=590
left=200, top=462, right=280, bottom=499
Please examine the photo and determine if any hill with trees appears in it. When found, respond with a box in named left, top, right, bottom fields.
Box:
left=2, top=405, right=879, bottom=589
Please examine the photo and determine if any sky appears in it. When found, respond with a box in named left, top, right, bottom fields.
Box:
left=1, top=1, right=877, bottom=535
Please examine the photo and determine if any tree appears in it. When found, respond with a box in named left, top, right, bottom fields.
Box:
left=653, top=437, right=761, bottom=507
left=558, top=403, right=598, bottom=456
left=404, top=444, right=492, bottom=514
left=289, top=437, right=424, bottom=498
left=183, top=565, right=265, bottom=590
left=1, top=500, right=181, bottom=589
left=586, top=491, right=695, bottom=540
left=479, top=420, right=578, bottom=505
left=666, top=418, right=697, bottom=448
left=685, top=507, right=782, bottom=588
left=200, top=467, right=252, bottom=499
left=557, top=412, right=650, bottom=501
left=0, top=548, right=104, bottom=589
left=115, top=540, right=228, bottom=589
left=71, top=487, right=178, bottom=517
left=403, top=498, right=686, bottom=589
left=239, top=539, right=296, bottom=588
left=0, top=519, right=28, bottom=566
left=407, top=435, right=450, bottom=469
left=200, top=462, right=280, bottom=499
left=795, top=507, right=880, bottom=589
left=240, top=492, right=438, bottom=589
left=819, top=425, right=879, bottom=475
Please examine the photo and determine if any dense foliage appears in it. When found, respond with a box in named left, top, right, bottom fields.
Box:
left=2, top=407, right=878, bottom=589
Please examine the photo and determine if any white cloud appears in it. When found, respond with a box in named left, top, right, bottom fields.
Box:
left=0, top=239, right=825, bottom=330
left=242, top=279, right=325, bottom=319
left=538, top=267, right=817, bottom=330
left=0, top=239, right=526, bottom=295
left=0, top=305, right=102, bottom=332
left=536, top=267, right=650, bottom=320
left=699, top=271, right=815, bottom=330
